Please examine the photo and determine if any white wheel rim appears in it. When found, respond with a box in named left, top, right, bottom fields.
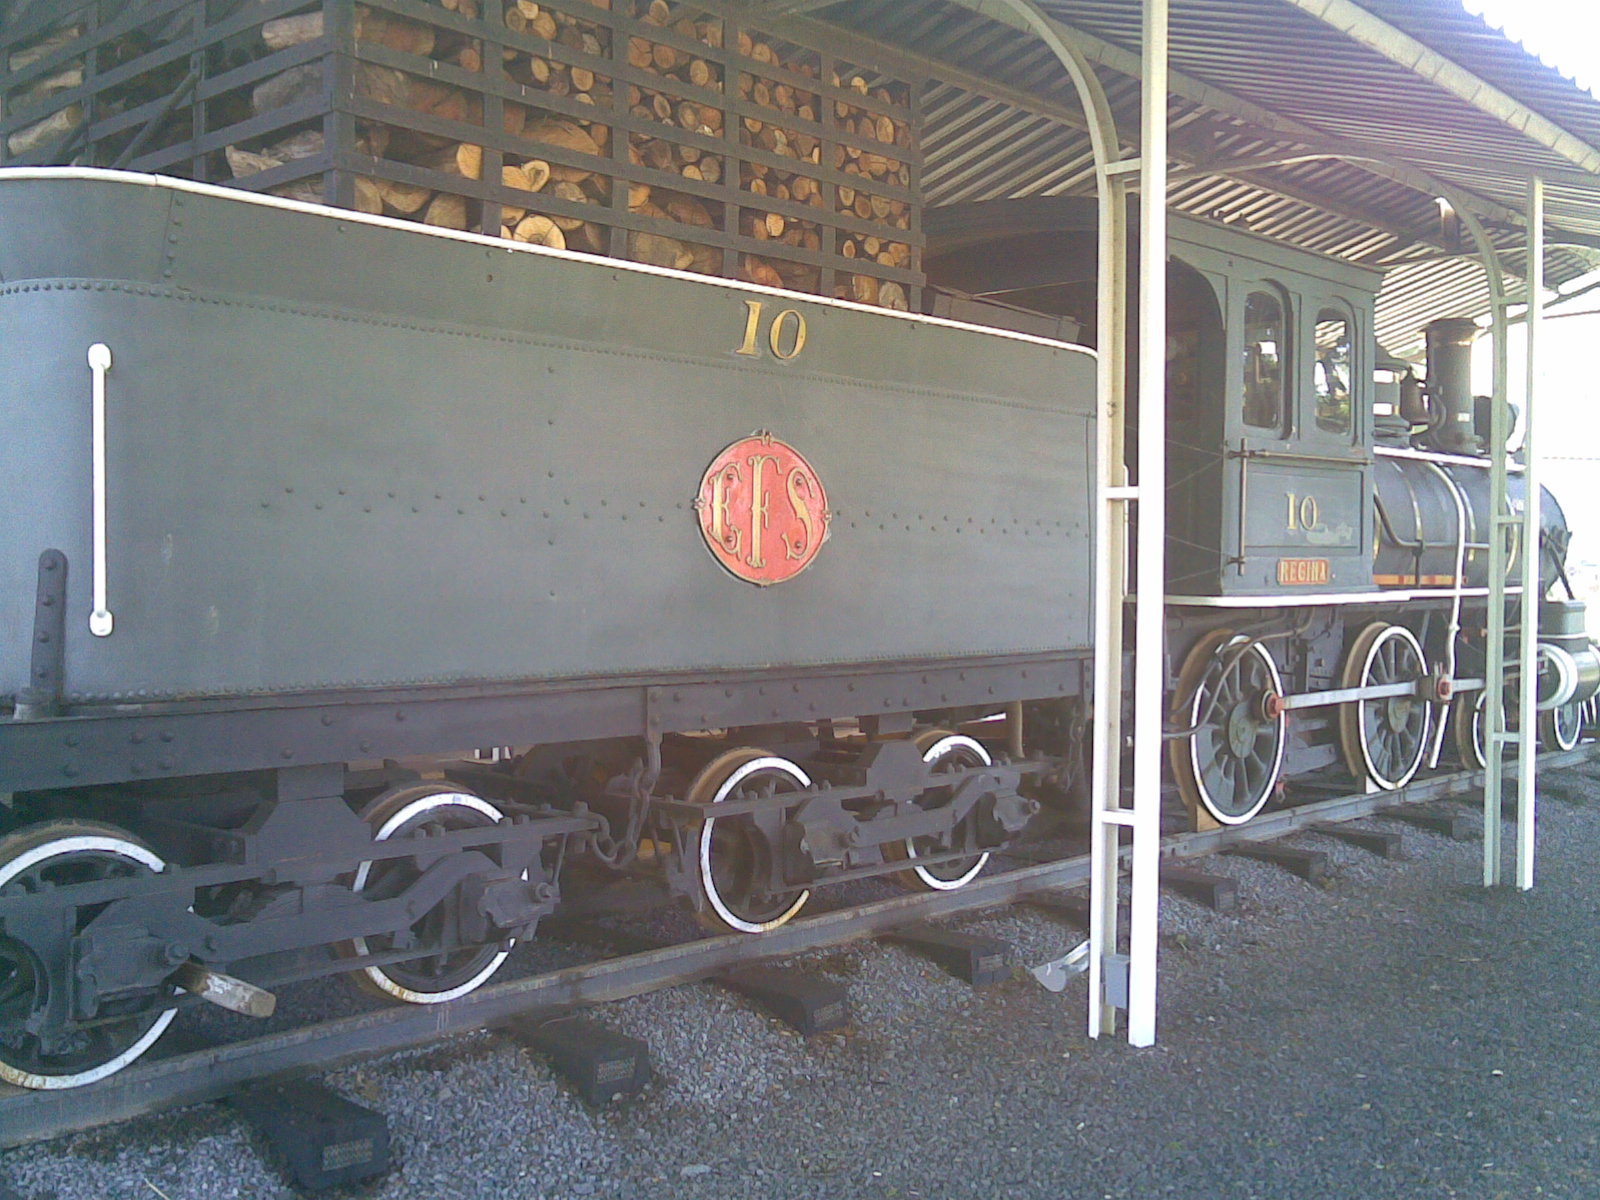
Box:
left=1187, top=638, right=1287, bottom=826
left=905, top=735, right=993, bottom=890
left=1355, top=625, right=1432, bottom=790
left=352, top=791, right=511, bottom=1004
left=1470, top=690, right=1488, bottom=768
left=698, top=757, right=812, bottom=934
left=0, top=834, right=176, bottom=1090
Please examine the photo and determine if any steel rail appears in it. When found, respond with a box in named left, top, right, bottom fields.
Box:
left=1, top=741, right=1595, bottom=1149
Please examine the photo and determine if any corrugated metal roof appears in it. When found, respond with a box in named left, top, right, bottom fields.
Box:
left=766, top=0, right=1600, bottom=355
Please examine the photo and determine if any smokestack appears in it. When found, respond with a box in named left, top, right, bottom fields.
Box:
left=1424, top=317, right=1481, bottom=455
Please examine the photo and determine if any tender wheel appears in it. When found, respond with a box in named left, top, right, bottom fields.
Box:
left=1340, top=622, right=1432, bottom=790
left=1453, top=689, right=1488, bottom=769
left=689, top=748, right=812, bottom=934
left=349, top=784, right=513, bottom=1004
left=1169, top=630, right=1288, bottom=826
left=885, top=731, right=993, bottom=891
left=0, top=821, right=176, bottom=1089
left=1541, top=699, right=1584, bottom=752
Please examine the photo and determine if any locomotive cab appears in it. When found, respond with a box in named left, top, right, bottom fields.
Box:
left=924, top=197, right=1382, bottom=598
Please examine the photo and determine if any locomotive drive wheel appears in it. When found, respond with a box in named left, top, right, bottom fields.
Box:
left=0, top=822, right=177, bottom=1089
left=689, top=747, right=812, bottom=934
left=348, top=784, right=515, bottom=1004
left=1340, top=622, right=1431, bottom=791
left=1169, top=630, right=1288, bottom=827
left=884, top=731, right=994, bottom=891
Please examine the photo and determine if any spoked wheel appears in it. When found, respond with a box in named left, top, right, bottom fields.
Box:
left=1340, top=622, right=1432, bottom=790
left=0, top=821, right=176, bottom=1089
left=349, top=784, right=513, bottom=1004
left=885, top=731, right=993, bottom=891
left=1453, top=689, right=1488, bottom=770
left=689, top=747, right=811, bottom=934
left=1541, top=699, right=1585, bottom=752
left=1169, top=630, right=1288, bottom=827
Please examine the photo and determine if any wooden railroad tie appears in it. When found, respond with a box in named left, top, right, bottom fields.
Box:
left=1388, top=806, right=1475, bottom=840
left=1223, top=842, right=1329, bottom=883
left=1309, top=822, right=1405, bottom=859
left=1158, top=864, right=1239, bottom=912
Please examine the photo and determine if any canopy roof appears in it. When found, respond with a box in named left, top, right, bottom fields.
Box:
left=755, top=0, right=1600, bottom=354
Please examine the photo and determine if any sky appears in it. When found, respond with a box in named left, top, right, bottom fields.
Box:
left=1462, top=0, right=1600, bottom=97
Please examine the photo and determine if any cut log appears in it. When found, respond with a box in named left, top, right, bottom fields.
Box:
left=354, top=65, right=480, bottom=130
left=12, top=64, right=84, bottom=108
left=878, top=281, right=909, bottom=311
left=515, top=158, right=552, bottom=191
left=628, top=230, right=694, bottom=270
left=569, top=221, right=608, bottom=253
left=848, top=273, right=880, bottom=305
left=225, top=145, right=278, bottom=178
left=522, top=119, right=603, bottom=181
left=353, top=176, right=386, bottom=214
left=261, top=13, right=323, bottom=51
left=423, top=191, right=470, bottom=229
left=742, top=255, right=783, bottom=288
left=7, top=103, right=83, bottom=157
left=253, top=64, right=322, bottom=114
left=8, top=26, right=83, bottom=74
left=665, top=195, right=714, bottom=227
left=510, top=213, right=566, bottom=248
left=547, top=179, right=590, bottom=229
left=381, top=180, right=433, bottom=214
left=424, top=143, right=484, bottom=178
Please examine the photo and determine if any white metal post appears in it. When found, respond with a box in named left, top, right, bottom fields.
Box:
left=1517, top=175, right=1544, bottom=891
left=1086, top=165, right=1129, bottom=1039
left=1125, top=0, right=1168, bottom=1049
left=957, top=0, right=1129, bottom=1044
left=1473, top=211, right=1510, bottom=888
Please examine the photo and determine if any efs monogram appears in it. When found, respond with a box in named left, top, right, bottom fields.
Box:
left=696, top=434, right=830, bottom=586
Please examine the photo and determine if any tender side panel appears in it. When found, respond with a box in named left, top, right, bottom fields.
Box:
left=0, top=177, right=1095, bottom=702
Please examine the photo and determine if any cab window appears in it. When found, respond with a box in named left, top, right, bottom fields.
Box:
left=1243, top=287, right=1289, bottom=433
left=1314, top=308, right=1353, bottom=435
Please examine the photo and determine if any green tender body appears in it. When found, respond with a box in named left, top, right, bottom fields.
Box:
left=0, top=171, right=1096, bottom=705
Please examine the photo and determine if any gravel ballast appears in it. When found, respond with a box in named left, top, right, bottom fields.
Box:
left=6, top=764, right=1600, bottom=1200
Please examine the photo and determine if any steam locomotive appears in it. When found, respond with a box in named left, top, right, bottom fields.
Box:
left=0, top=170, right=1588, bottom=1089
left=926, top=197, right=1595, bottom=827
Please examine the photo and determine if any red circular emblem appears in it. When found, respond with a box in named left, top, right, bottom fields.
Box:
left=697, top=434, right=829, bottom=586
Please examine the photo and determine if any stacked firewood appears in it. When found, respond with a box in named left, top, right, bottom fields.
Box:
left=4, top=19, right=195, bottom=162
left=221, top=0, right=919, bottom=307
left=826, top=71, right=914, bottom=310
left=3, top=25, right=85, bottom=158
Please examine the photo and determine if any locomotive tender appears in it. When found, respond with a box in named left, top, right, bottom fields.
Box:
left=0, top=169, right=1590, bottom=1089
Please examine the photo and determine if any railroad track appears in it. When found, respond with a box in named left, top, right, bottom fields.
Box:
left=3, top=744, right=1595, bottom=1149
